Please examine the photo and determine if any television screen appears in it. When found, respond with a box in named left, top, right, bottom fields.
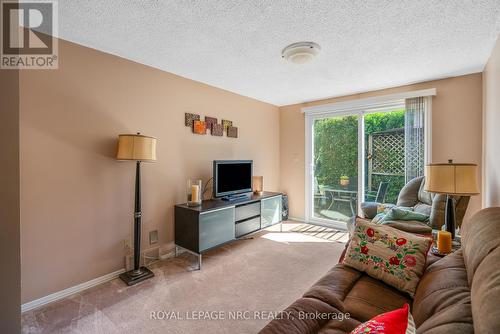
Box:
left=213, top=160, right=252, bottom=198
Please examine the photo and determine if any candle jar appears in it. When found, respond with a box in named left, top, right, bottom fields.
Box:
left=437, top=230, right=452, bottom=254
left=187, top=179, right=202, bottom=207
left=252, top=176, right=263, bottom=195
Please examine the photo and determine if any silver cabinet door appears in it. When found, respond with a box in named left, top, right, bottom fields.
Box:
left=199, top=207, right=235, bottom=252
left=261, top=195, right=282, bottom=228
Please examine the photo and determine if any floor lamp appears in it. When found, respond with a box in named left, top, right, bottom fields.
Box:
left=116, top=133, right=157, bottom=285
left=424, top=160, right=479, bottom=239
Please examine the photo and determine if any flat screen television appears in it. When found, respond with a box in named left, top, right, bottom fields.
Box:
left=213, top=160, right=252, bottom=199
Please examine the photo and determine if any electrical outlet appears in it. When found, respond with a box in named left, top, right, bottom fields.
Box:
left=149, top=230, right=158, bottom=245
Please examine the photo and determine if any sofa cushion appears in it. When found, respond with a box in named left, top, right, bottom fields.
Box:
left=415, top=302, right=473, bottom=334
left=343, top=220, right=432, bottom=297
left=416, top=180, right=433, bottom=206
left=304, top=264, right=362, bottom=311
left=397, top=177, right=423, bottom=207
left=344, top=275, right=411, bottom=322
left=412, top=250, right=471, bottom=328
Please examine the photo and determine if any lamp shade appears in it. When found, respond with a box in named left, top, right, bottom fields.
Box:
left=424, top=163, right=479, bottom=195
left=116, top=134, right=157, bottom=162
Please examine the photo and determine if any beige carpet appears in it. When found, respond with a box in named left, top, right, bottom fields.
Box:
left=22, top=222, right=347, bottom=334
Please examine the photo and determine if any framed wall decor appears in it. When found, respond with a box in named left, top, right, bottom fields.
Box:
left=185, top=113, right=200, bottom=127
left=211, top=123, right=224, bottom=136
left=227, top=126, right=238, bottom=138
left=205, top=116, right=217, bottom=131
left=193, top=120, right=207, bottom=134
left=222, top=119, right=233, bottom=131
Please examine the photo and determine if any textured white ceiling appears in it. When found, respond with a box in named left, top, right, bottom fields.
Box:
left=56, top=1, right=500, bottom=106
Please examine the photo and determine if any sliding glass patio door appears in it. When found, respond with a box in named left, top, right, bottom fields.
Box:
left=306, top=104, right=426, bottom=229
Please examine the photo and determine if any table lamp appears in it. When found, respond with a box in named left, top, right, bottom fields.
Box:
left=116, top=133, right=157, bottom=285
left=424, top=160, right=479, bottom=239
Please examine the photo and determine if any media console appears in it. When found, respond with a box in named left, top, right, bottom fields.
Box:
left=174, top=192, right=283, bottom=269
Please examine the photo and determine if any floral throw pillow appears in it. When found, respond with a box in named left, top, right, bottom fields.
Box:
left=350, top=303, right=416, bottom=334
left=343, top=220, right=432, bottom=297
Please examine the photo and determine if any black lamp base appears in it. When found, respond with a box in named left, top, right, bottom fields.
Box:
left=119, top=267, right=154, bottom=286
left=445, top=194, right=457, bottom=240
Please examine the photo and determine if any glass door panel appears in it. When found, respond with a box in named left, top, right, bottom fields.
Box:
left=313, top=115, right=359, bottom=224
left=364, top=110, right=406, bottom=205
left=363, top=108, right=425, bottom=206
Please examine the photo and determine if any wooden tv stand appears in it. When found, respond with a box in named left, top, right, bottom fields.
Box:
left=174, top=192, right=283, bottom=269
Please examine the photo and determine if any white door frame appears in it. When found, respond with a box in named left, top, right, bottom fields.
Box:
left=303, top=90, right=435, bottom=228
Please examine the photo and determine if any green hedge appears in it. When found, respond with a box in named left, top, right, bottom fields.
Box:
left=314, top=110, right=404, bottom=204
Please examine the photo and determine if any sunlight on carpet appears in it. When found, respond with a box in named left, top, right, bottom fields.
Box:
left=261, top=231, right=333, bottom=243
left=290, top=223, right=349, bottom=243
left=261, top=222, right=349, bottom=243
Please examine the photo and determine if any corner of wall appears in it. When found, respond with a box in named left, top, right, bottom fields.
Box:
left=0, top=68, right=21, bottom=332
left=481, top=34, right=500, bottom=208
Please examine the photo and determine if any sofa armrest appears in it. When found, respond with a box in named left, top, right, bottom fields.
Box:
left=360, top=202, right=380, bottom=219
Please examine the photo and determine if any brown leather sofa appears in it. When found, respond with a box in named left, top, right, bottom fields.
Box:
left=359, top=176, right=470, bottom=234
left=259, top=207, right=500, bottom=333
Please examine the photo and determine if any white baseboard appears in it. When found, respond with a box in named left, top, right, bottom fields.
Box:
left=21, top=268, right=126, bottom=313
left=22, top=246, right=177, bottom=313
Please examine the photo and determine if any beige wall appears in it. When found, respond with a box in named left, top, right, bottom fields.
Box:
left=0, top=67, right=21, bottom=332
left=280, top=74, right=483, bottom=221
left=483, top=36, right=500, bottom=207
left=20, top=39, right=280, bottom=303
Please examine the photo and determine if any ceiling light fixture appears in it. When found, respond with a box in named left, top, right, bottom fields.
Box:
left=281, top=42, right=321, bottom=64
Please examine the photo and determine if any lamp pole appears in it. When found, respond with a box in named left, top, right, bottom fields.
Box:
left=445, top=194, right=456, bottom=239
left=132, top=160, right=142, bottom=275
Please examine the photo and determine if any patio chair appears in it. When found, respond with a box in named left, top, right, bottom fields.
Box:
left=313, top=178, right=327, bottom=208
left=365, top=181, right=389, bottom=203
